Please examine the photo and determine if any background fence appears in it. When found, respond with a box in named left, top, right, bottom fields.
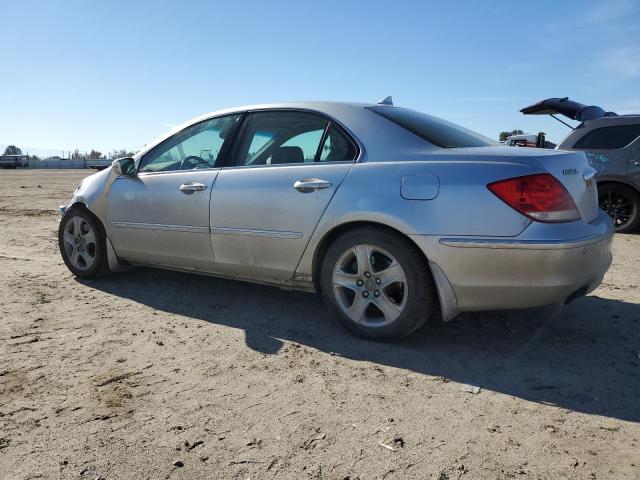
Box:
left=26, top=158, right=112, bottom=169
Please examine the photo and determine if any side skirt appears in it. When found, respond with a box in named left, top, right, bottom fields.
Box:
left=124, top=260, right=317, bottom=293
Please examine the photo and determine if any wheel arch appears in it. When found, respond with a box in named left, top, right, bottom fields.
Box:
left=64, top=201, right=128, bottom=273
left=311, top=222, right=405, bottom=290
left=68, top=201, right=105, bottom=228
left=597, top=179, right=640, bottom=232
left=310, top=220, right=453, bottom=321
left=597, top=178, right=640, bottom=195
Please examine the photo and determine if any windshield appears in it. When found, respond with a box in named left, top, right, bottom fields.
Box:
left=368, top=106, right=498, bottom=148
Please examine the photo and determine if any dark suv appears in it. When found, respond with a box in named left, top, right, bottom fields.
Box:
left=522, top=97, right=640, bottom=233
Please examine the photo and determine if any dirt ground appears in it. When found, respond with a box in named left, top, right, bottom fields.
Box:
left=0, top=169, right=638, bottom=480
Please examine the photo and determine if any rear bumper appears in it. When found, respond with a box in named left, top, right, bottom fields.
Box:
left=411, top=211, right=614, bottom=320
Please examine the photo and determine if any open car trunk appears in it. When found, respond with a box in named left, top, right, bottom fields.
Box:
left=520, top=97, right=617, bottom=122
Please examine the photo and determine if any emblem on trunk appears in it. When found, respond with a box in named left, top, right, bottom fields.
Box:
left=562, top=168, right=578, bottom=175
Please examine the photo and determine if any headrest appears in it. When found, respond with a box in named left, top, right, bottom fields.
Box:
left=271, top=146, right=304, bottom=164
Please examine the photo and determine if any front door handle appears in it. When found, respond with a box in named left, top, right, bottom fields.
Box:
left=294, top=178, right=332, bottom=193
left=634, top=161, right=640, bottom=167
left=180, top=182, right=207, bottom=194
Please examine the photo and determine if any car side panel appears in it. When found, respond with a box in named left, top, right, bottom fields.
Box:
left=210, top=163, right=353, bottom=281
left=626, top=141, right=640, bottom=190
left=295, top=159, right=540, bottom=278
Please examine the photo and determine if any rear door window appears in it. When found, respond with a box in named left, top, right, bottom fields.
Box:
left=230, top=111, right=358, bottom=166
left=572, top=125, right=640, bottom=150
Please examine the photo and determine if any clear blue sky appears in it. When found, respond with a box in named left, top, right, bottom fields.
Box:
left=1, top=0, right=639, bottom=156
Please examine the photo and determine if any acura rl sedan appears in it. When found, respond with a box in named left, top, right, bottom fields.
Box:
left=58, top=99, right=614, bottom=340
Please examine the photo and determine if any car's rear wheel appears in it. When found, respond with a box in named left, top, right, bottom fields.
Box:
left=58, top=207, right=107, bottom=278
left=320, top=226, right=438, bottom=341
left=598, top=183, right=640, bottom=233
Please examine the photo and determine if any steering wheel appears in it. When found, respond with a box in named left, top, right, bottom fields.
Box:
left=180, top=155, right=210, bottom=170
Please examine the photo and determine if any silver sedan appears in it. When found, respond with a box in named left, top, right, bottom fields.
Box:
left=58, top=100, right=614, bottom=340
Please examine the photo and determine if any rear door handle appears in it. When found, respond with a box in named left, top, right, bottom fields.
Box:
left=634, top=161, right=640, bottom=167
left=293, top=178, right=332, bottom=193
left=180, top=182, right=207, bottom=194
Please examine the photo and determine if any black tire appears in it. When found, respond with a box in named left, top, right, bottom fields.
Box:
left=320, top=226, right=438, bottom=341
left=58, top=207, right=108, bottom=279
left=598, top=183, right=640, bottom=233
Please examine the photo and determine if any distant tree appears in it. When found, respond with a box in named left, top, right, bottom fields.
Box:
left=4, top=145, right=22, bottom=155
left=29, top=155, right=41, bottom=161
left=87, top=149, right=102, bottom=159
left=109, top=149, right=135, bottom=159
left=70, top=149, right=83, bottom=160
left=499, top=129, right=524, bottom=142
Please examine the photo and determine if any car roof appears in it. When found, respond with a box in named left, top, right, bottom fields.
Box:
left=582, top=115, right=640, bottom=127
left=192, top=101, right=382, bottom=125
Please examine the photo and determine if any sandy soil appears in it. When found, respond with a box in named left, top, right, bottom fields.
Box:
left=0, top=169, right=638, bottom=480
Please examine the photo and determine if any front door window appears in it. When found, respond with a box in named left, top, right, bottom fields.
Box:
left=139, top=114, right=240, bottom=172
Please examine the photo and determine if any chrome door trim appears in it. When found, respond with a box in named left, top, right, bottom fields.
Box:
left=111, top=221, right=210, bottom=234
left=211, top=226, right=303, bottom=239
left=293, top=178, right=333, bottom=192
left=137, top=167, right=221, bottom=177
left=439, top=232, right=611, bottom=250
left=179, top=182, right=208, bottom=194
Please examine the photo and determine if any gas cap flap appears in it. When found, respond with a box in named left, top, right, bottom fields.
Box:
left=401, top=174, right=440, bottom=200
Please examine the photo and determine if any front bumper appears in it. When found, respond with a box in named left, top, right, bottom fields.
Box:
left=412, top=211, right=614, bottom=319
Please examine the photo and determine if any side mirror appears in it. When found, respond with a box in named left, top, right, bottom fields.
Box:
left=112, top=157, right=136, bottom=176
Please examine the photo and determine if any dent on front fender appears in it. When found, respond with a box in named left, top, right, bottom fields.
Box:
left=65, top=167, right=118, bottom=224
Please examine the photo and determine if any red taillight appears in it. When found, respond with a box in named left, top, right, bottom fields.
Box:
left=487, top=173, right=580, bottom=223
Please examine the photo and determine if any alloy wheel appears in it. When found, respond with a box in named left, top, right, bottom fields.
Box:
left=332, top=244, right=408, bottom=328
left=599, top=189, right=633, bottom=228
left=62, top=215, right=97, bottom=270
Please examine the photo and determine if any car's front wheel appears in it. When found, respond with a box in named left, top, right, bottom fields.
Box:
left=598, top=183, right=640, bottom=233
left=320, top=226, right=438, bottom=341
left=58, top=207, right=107, bottom=278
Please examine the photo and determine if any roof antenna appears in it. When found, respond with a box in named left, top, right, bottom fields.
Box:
left=377, top=96, right=393, bottom=106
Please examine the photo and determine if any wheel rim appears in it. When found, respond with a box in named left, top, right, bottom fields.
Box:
left=332, top=244, right=408, bottom=328
left=599, top=189, right=634, bottom=227
left=62, top=215, right=97, bottom=270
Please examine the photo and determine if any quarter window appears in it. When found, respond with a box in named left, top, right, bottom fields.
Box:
left=572, top=125, right=640, bottom=150
left=139, top=114, right=239, bottom=172
left=320, top=126, right=358, bottom=162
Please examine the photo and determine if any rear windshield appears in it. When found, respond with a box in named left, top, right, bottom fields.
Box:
left=368, top=106, right=498, bottom=148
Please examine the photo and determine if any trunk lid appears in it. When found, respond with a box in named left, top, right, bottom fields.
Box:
left=520, top=97, right=617, bottom=122
left=431, top=146, right=600, bottom=223
left=529, top=150, right=600, bottom=223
